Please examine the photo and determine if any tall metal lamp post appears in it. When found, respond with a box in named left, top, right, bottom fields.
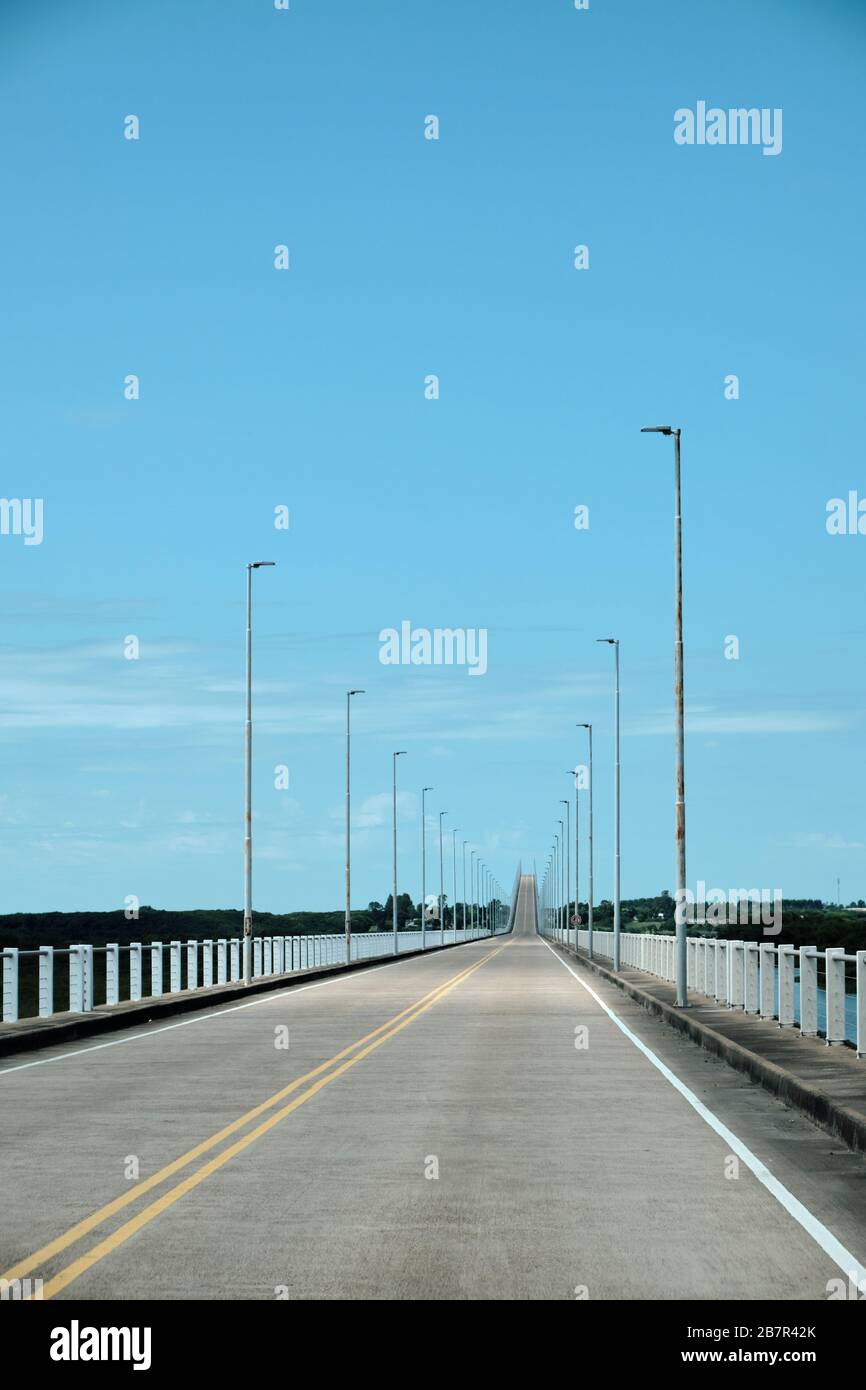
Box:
left=243, top=560, right=275, bottom=986
left=578, top=723, right=594, bottom=959
left=344, top=690, right=364, bottom=964
left=420, top=786, right=433, bottom=950
left=641, top=425, right=687, bottom=1007
left=392, top=751, right=407, bottom=954
left=596, top=639, right=621, bottom=970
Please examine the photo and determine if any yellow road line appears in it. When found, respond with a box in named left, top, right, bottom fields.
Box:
left=36, top=941, right=506, bottom=1299
left=3, top=941, right=505, bottom=1289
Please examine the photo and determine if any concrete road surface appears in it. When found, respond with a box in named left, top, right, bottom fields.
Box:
left=3, top=875, right=866, bottom=1300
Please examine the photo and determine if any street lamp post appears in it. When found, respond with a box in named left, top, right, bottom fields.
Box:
left=549, top=857, right=554, bottom=937
left=243, top=560, right=275, bottom=987
left=642, top=425, right=687, bottom=1006
left=439, top=810, right=447, bottom=946
left=481, top=861, right=485, bottom=933
left=552, top=845, right=558, bottom=937
left=560, top=799, right=570, bottom=948
left=544, top=856, right=553, bottom=934
left=462, top=840, right=468, bottom=934
left=545, top=859, right=551, bottom=935
left=557, top=822, right=564, bottom=938
left=345, top=690, right=364, bottom=965
left=545, top=856, right=550, bottom=936
left=549, top=860, right=553, bottom=936
left=392, top=751, right=407, bottom=955
left=596, top=639, right=620, bottom=970
left=469, top=849, right=475, bottom=930
left=578, top=723, right=594, bottom=960
left=421, top=786, right=433, bottom=951
left=566, top=774, right=579, bottom=953
left=482, top=864, right=487, bottom=934
left=451, top=828, right=460, bottom=944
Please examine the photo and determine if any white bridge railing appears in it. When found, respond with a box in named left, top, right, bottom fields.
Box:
left=541, top=922, right=866, bottom=1058
left=1, top=923, right=507, bottom=1026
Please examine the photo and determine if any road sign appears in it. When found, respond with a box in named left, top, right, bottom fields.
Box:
left=571, top=913, right=582, bottom=926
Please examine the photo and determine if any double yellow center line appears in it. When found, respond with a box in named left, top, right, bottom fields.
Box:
left=4, top=939, right=506, bottom=1300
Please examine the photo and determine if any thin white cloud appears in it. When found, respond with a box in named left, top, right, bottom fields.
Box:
left=631, top=707, right=849, bottom=736
left=782, top=832, right=864, bottom=852
left=346, top=790, right=418, bottom=830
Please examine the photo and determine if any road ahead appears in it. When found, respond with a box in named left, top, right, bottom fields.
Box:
left=3, top=876, right=866, bottom=1300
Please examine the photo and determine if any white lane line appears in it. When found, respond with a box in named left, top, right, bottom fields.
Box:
left=0, top=944, right=482, bottom=1079
left=541, top=936, right=866, bottom=1285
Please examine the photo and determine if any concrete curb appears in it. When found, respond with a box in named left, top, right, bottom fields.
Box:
left=0, top=935, right=501, bottom=1061
left=554, top=940, right=866, bottom=1158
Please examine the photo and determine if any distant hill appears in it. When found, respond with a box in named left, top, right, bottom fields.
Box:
left=3, top=895, right=864, bottom=951
left=0, top=907, right=375, bottom=948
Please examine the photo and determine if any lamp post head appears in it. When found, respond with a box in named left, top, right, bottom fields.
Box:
left=249, top=561, right=276, bottom=569
left=577, top=721, right=591, bottom=729
left=596, top=637, right=618, bottom=645
left=423, top=785, right=433, bottom=793
left=348, top=688, right=364, bottom=697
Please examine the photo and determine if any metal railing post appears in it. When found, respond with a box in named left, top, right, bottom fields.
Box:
left=39, top=945, right=54, bottom=1017
left=759, top=943, right=776, bottom=1020
left=778, top=944, right=795, bottom=1028
left=799, top=946, right=818, bottom=1038
left=744, top=944, right=759, bottom=1015
left=714, top=941, right=727, bottom=1004
left=130, top=943, right=142, bottom=1002
left=82, top=945, right=93, bottom=1011
left=106, top=943, right=120, bottom=1006
left=69, top=944, right=84, bottom=1012
left=2, top=948, right=19, bottom=1023
left=187, top=940, right=198, bottom=991
left=783, top=945, right=795, bottom=1034
left=151, top=942, right=163, bottom=997
left=825, top=948, right=846, bottom=1046
left=170, top=941, right=182, bottom=994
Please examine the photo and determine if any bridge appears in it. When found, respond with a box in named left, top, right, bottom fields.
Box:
left=3, top=873, right=866, bottom=1302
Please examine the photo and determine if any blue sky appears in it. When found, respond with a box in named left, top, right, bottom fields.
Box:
left=1, top=0, right=865, bottom=914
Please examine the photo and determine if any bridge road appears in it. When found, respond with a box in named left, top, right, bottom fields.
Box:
left=2, top=875, right=866, bottom=1300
